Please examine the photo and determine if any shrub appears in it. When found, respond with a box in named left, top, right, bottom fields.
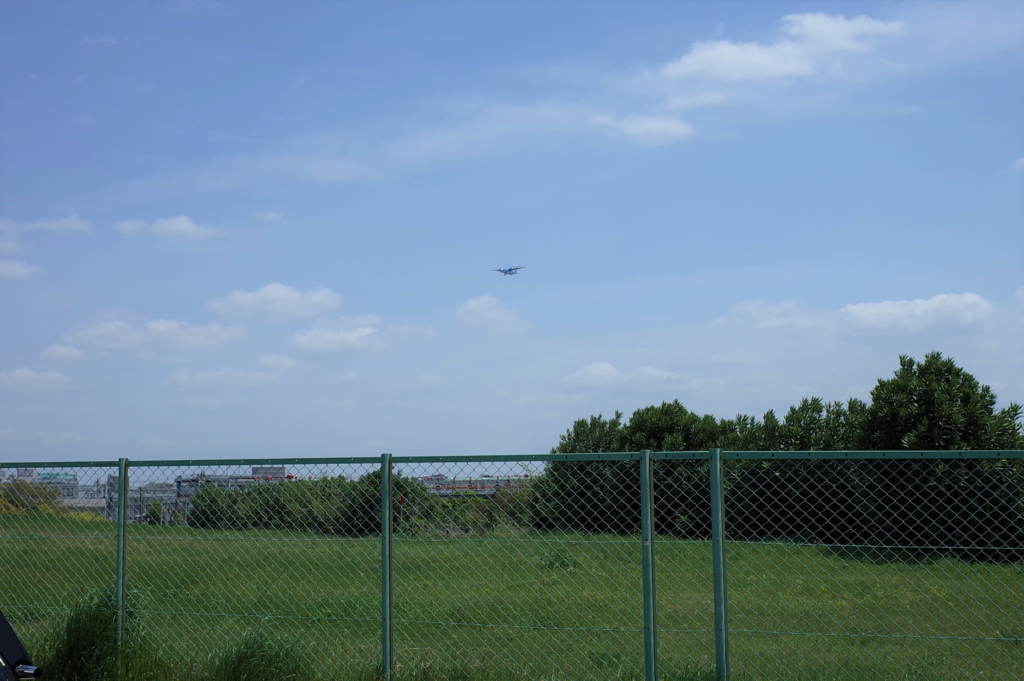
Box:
left=1, top=479, right=61, bottom=513
left=206, top=630, right=309, bottom=681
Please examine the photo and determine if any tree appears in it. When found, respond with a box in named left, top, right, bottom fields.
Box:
left=541, top=403, right=749, bottom=535
left=553, top=412, right=626, bottom=453
left=860, top=352, right=1023, bottom=450
left=542, top=353, right=1024, bottom=560
left=854, top=353, right=1024, bottom=560
left=782, top=397, right=867, bottom=451
left=1, top=478, right=62, bottom=512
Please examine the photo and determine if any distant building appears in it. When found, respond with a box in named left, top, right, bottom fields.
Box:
left=98, top=467, right=297, bottom=524
left=417, top=473, right=530, bottom=497
left=171, top=467, right=294, bottom=522
left=13, top=470, right=80, bottom=498
left=252, top=466, right=286, bottom=479
left=37, top=472, right=79, bottom=499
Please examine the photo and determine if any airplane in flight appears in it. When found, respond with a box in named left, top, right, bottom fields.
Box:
left=492, top=266, right=525, bottom=276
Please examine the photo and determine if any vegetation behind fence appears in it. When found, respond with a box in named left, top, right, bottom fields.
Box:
left=1, top=450, right=1022, bottom=680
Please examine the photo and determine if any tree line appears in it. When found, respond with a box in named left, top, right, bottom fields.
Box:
left=179, top=353, right=1024, bottom=562
left=540, top=352, right=1024, bottom=561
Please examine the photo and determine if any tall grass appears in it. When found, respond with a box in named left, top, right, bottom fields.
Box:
left=205, top=630, right=310, bottom=681
left=34, top=589, right=315, bottom=681
left=34, top=585, right=169, bottom=681
left=5, top=515, right=1020, bottom=680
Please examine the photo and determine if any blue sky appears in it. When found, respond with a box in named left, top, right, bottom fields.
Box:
left=1, top=1, right=1022, bottom=462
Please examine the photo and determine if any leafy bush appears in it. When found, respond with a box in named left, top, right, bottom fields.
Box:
left=143, top=499, right=164, bottom=525
left=188, top=469, right=435, bottom=536
left=1, top=479, right=61, bottom=513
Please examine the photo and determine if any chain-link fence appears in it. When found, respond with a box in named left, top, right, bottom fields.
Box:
left=0, top=462, right=119, bottom=653
left=126, top=459, right=383, bottom=678
left=720, top=452, right=1024, bottom=681
left=0, top=451, right=1021, bottom=680
left=391, top=455, right=646, bottom=679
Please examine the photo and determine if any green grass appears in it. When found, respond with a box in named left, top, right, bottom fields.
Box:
left=1, top=514, right=1022, bottom=680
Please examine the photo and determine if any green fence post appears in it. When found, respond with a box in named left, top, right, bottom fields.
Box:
left=115, top=457, right=129, bottom=645
left=709, top=448, right=730, bottom=680
left=640, top=449, right=659, bottom=681
left=381, top=453, right=394, bottom=680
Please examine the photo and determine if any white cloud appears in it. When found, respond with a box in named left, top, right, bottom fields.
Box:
left=293, top=325, right=379, bottom=352
left=136, top=319, right=244, bottom=348
left=114, top=216, right=218, bottom=240
left=0, top=368, right=75, bottom=392
left=455, top=295, right=532, bottom=333
left=112, top=102, right=590, bottom=198
left=172, top=368, right=277, bottom=389
left=0, top=214, right=93, bottom=234
left=842, top=293, right=993, bottom=330
left=0, top=260, right=41, bottom=280
left=1015, top=287, right=1024, bottom=304
left=209, top=283, right=342, bottom=320
left=64, top=320, right=145, bottom=349
left=663, top=13, right=904, bottom=82
left=781, top=13, right=905, bottom=52
left=258, top=354, right=305, bottom=370
left=1009, top=158, right=1024, bottom=171
left=591, top=115, right=693, bottom=145
left=40, top=344, right=86, bottom=361
left=666, top=91, right=728, bottom=110
left=566, top=361, right=625, bottom=386
left=0, top=238, right=23, bottom=255
left=419, top=372, right=445, bottom=384
left=728, top=300, right=824, bottom=329
left=255, top=212, right=284, bottom=222
left=665, top=40, right=815, bottom=81
left=566, top=361, right=684, bottom=387
left=292, top=316, right=382, bottom=352
left=390, top=324, right=436, bottom=339
left=726, top=293, right=997, bottom=334
left=65, top=318, right=244, bottom=350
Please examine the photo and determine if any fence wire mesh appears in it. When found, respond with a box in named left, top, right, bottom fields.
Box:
left=0, top=463, right=118, bottom=653
left=722, top=456, right=1024, bottom=681
left=1, top=452, right=1022, bottom=681
left=391, top=457, right=646, bottom=680
left=653, top=458, right=716, bottom=678
left=127, top=460, right=382, bottom=678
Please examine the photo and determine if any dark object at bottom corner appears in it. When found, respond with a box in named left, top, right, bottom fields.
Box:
left=0, top=609, right=41, bottom=680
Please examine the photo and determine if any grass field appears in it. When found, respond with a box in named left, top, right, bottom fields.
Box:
left=1, top=514, right=1022, bottom=680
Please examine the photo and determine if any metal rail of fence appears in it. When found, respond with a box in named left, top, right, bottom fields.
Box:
left=1, top=450, right=1022, bottom=680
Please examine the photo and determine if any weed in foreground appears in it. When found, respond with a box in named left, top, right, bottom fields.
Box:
left=661, top=666, right=716, bottom=681
left=206, top=629, right=310, bottom=681
left=34, top=585, right=169, bottom=681
left=539, top=548, right=580, bottom=570
left=37, top=587, right=121, bottom=681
